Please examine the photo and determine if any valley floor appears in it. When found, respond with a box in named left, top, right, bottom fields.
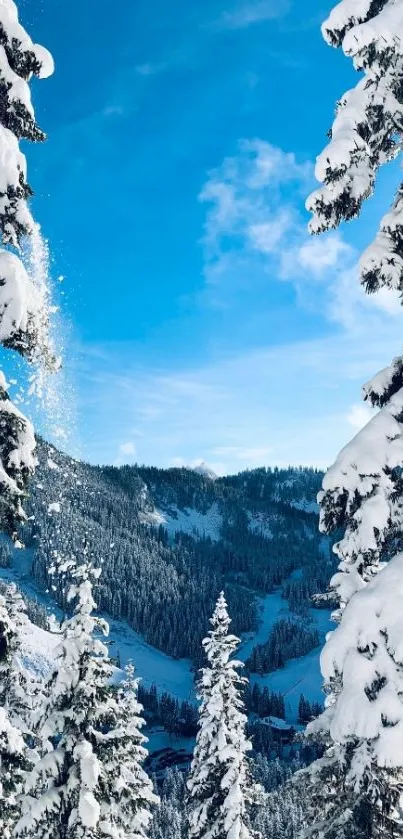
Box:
left=0, top=542, right=331, bottom=724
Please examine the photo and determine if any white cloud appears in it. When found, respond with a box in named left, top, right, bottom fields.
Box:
left=210, top=445, right=273, bottom=462
left=249, top=210, right=295, bottom=255
left=102, top=105, right=126, bottom=118
left=291, top=234, right=353, bottom=277
left=76, top=323, right=403, bottom=473
left=199, top=138, right=401, bottom=330
left=369, top=286, right=402, bottom=315
left=199, top=140, right=309, bottom=292
left=119, top=441, right=136, bottom=456
left=242, top=139, right=311, bottom=187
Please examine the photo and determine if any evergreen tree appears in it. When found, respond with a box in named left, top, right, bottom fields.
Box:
left=97, top=662, right=158, bottom=838
left=0, top=0, right=55, bottom=538
left=150, top=769, right=187, bottom=839
left=0, top=582, right=43, bottom=732
left=16, top=557, right=157, bottom=839
left=187, top=592, right=260, bottom=839
left=0, top=583, right=35, bottom=839
left=15, top=557, right=110, bottom=839
left=298, top=1, right=403, bottom=836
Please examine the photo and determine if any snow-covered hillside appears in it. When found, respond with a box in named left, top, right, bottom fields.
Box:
left=3, top=539, right=330, bottom=726
left=145, top=503, right=222, bottom=542
left=0, top=442, right=333, bottom=757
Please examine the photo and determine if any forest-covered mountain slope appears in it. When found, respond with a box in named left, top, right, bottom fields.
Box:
left=14, top=440, right=332, bottom=670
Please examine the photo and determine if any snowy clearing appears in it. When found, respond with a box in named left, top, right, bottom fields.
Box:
left=107, top=615, right=195, bottom=701
left=145, top=503, right=222, bottom=542
left=247, top=511, right=274, bottom=539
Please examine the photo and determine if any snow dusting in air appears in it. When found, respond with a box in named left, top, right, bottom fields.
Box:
left=23, top=227, right=77, bottom=453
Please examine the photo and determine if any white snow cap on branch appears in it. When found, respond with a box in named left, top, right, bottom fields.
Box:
left=0, top=250, right=43, bottom=339
left=317, top=553, right=403, bottom=777
left=319, top=386, right=403, bottom=604
left=306, top=0, right=403, bottom=297
left=0, top=0, right=54, bottom=78
left=363, top=355, right=403, bottom=407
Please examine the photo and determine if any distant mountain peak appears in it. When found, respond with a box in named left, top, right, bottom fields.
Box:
left=192, top=462, right=218, bottom=480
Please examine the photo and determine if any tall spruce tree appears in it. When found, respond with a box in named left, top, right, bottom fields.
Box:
left=295, top=2, right=403, bottom=837
left=0, top=0, right=55, bottom=538
left=0, top=583, right=32, bottom=839
left=97, top=662, right=158, bottom=838
left=187, top=592, right=260, bottom=839
left=16, top=557, right=157, bottom=839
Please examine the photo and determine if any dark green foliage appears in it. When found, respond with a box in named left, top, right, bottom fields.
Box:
left=244, top=683, right=285, bottom=719
left=24, top=441, right=329, bottom=665
left=139, top=684, right=199, bottom=737
left=150, top=757, right=309, bottom=839
left=0, top=541, right=11, bottom=567
left=247, top=618, right=320, bottom=674
left=298, top=694, right=323, bottom=724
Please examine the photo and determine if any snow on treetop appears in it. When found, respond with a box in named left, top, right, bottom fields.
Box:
left=321, top=392, right=403, bottom=500
left=318, top=389, right=403, bottom=604
left=306, top=0, right=403, bottom=300
left=0, top=0, right=54, bottom=79
left=31, top=45, right=54, bottom=80
left=321, top=0, right=377, bottom=46
left=319, top=552, right=403, bottom=770
left=363, top=356, right=403, bottom=408
left=343, top=3, right=403, bottom=68
left=0, top=250, right=42, bottom=339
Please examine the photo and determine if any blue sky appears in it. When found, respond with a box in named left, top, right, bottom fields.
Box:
left=16, top=0, right=403, bottom=473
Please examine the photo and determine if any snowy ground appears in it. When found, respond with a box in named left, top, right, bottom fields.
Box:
left=1, top=542, right=332, bottom=725
left=144, top=503, right=222, bottom=542
left=107, top=616, right=194, bottom=700
left=291, top=499, right=319, bottom=514
left=252, top=646, right=324, bottom=722
left=239, top=591, right=332, bottom=722
left=18, top=619, right=59, bottom=679
left=247, top=511, right=274, bottom=539
left=238, top=591, right=289, bottom=660
left=0, top=542, right=195, bottom=702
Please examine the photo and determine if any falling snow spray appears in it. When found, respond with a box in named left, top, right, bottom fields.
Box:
left=21, top=223, right=78, bottom=455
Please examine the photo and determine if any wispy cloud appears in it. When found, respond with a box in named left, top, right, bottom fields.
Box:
left=113, top=440, right=137, bottom=466
left=216, top=0, right=290, bottom=30
left=73, top=321, right=403, bottom=474
left=120, top=441, right=136, bottom=456
left=199, top=139, right=402, bottom=330
left=135, top=62, right=167, bottom=77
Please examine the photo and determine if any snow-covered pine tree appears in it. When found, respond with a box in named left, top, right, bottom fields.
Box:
left=0, top=0, right=55, bottom=538
left=16, top=557, right=157, bottom=839
left=306, top=0, right=403, bottom=298
left=295, top=2, right=403, bottom=837
left=187, top=592, right=260, bottom=839
left=150, top=769, right=187, bottom=839
left=97, top=662, right=158, bottom=838
left=0, top=583, right=35, bottom=839
left=16, top=557, right=113, bottom=839
left=0, top=581, right=43, bottom=733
